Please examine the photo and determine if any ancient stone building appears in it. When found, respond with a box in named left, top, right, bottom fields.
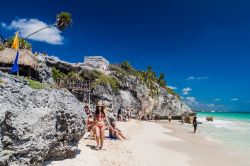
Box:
left=82, top=56, right=109, bottom=73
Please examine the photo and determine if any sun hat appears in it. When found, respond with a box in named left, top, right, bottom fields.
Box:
left=96, top=100, right=104, bottom=107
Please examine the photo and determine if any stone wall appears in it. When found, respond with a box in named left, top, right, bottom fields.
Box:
left=83, top=56, right=109, bottom=73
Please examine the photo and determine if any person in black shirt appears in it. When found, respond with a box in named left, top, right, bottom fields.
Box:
left=193, top=116, right=198, bottom=133
left=117, top=107, right=122, bottom=122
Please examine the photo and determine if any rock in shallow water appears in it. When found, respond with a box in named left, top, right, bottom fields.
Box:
left=0, top=72, right=86, bottom=166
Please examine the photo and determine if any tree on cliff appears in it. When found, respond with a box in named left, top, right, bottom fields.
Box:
left=4, top=12, right=72, bottom=50
left=121, top=61, right=133, bottom=72
left=158, top=73, right=167, bottom=87
left=25, top=12, right=72, bottom=39
left=56, top=12, right=73, bottom=31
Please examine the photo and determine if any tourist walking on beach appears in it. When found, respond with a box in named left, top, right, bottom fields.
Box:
left=181, top=115, right=185, bottom=125
left=127, top=109, right=132, bottom=121
left=168, top=113, right=172, bottom=123
left=118, top=107, right=122, bottom=122
left=193, top=116, right=198, bottom=133
left=84, top=105, right=90, bottom=116
left=138, top=110, right=142, bottom=121
left=154, top=114, right=159, bottom=122
left=93, top=101, right=108, bottom=150
left=84, top=105, right=94, bottom=136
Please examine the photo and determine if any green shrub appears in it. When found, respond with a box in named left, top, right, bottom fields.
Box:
left=92, top=72, right=119, bottom=92
left=52, top=67, right=67, bottom=79
left=0, top=79, right=4, bottom=85
left=79, top=69, right=102, bottom=81
left=109, top=64, right=129, bottom=77
left=67, top=71, right=79, bottom=79
left=121, top=61, right=133, bottom=71
left=25, top=78, right=45, bottom=89
left=166, top=87, right=180, bottom=99
left=6, top=37, right=32, bottom=49
left=158, top=73, right=166, bottom=87
left=0, top=45, right=5, bottom=51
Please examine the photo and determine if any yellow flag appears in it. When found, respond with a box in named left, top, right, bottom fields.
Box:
left=12, top=32, right=19, bottom=50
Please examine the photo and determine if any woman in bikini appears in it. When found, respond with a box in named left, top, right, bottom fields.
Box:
left=93, top=101, right=108, bottom=150
left=109, top=121, right=126, bottom=140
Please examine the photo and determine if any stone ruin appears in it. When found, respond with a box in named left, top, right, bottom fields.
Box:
left=82, top=56, right=110, bottom=73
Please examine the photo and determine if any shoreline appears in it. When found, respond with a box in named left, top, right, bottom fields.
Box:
left=158, top=120, right=250, bottom=166
left=45, top=120, right=250, bottom=166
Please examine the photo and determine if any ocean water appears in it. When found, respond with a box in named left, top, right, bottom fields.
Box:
left=196, top=112, right=250, bottom=157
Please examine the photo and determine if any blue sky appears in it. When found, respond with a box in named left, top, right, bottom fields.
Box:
left=1, top=0, right=250, bottom=112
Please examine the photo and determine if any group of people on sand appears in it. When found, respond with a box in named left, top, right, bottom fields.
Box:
left=85, top=102, right=199, bottom=150
left=168, top=113, right=198, bottom=133
left=117, top=107, right=133, bottom=122
left=84, top=101, right=126, bottom=150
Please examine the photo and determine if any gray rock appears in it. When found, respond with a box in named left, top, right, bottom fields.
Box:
left=0, top=72, right=86, bottom=165
left=91, top=73, right=192, bottom=118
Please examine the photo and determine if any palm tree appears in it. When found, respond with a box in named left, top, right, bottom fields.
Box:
left=121, top=61, right=133, bottom=72
left=56, top=12, right=72, bottom=31
left=158, top=73, right=166, bottom=87
left=25, top=12, right=72, bottom=39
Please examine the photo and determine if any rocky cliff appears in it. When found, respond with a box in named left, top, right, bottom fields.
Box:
left=92, top=72, right=192, bottom=118
left=39, top=56, right=192, bottom=118
left=0, top=72, right=86, bottom=165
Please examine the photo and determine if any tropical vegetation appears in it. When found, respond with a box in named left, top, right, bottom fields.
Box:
left=51, top=60, right=179, bottom=97
left=56, top=12, right=73, bottom=31
left=5, top=37, right=32, bottom=49
left=25, top=78, right=45, bottom=89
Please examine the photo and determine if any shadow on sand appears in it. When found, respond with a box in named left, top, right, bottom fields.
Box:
left=86, top=144, right=98, bottom=151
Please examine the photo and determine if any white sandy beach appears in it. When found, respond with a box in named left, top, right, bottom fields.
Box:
left=45, top=120, right=250, bottom=166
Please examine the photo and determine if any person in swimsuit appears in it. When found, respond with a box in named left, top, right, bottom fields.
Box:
left=109, top=121, right=126, bottom=140
left=84, top=105, right=92, bottom=132
left=181, top=115, right=185, bottom=125
left=93, top=101, right=107, bottom=150
left=193, top=116, right=198, bottom=133
left=84, top=105, right=90, bottom=116
left=86, top=115, right=95, bottom=139
left=127, top=109, right=132, bottom=121
left=168, top=113, right=172, bottom=123
left=138, top=110, right=142, bottom=121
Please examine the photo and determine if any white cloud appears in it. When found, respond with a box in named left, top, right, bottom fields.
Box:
left=1, top=18, right=63, bottom=45
left=167, top=86, right=177, bottom=90
left=182, top=87, right=192, bottom=95
left=230, top=98, right=239, bottom=101
left=207, top=104, right=215, bottom=107
left=186, top=96, right=196, bottom=102
left=186, top=76, right=209, bottom=80
left=184, top=97, right=226, bottom=112
left=186, top=76, right=195, bottom=80
left=185, top=96, right=199, bottom=106
left=1, top=22, right=7, bottom=28
left=214, top=98, right=222, bottom=101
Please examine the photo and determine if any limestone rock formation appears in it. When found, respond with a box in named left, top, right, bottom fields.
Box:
left=0, top=72, right=86, bottom=165
left=39, top=55, right=193, bottom=119
left=92, top=73, right=192, bottom=119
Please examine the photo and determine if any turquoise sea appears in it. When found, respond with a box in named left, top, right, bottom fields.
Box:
left=196, top=112, right=250, bottom=157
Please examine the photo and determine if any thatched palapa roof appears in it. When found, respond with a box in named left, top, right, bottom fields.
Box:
left=0, top=48, right=38, bottom=69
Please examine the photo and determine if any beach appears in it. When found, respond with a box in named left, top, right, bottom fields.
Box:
left=45, top=120, right=250, bottom=166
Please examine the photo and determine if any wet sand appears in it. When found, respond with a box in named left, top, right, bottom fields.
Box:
left=158, top=120, right=250, bottom=166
